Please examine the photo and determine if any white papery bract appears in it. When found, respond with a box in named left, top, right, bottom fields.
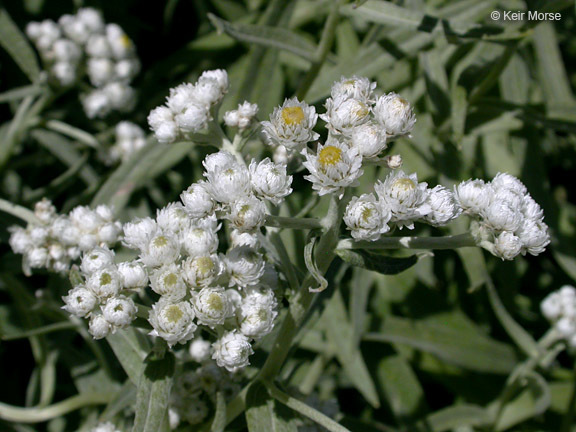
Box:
left=62, top=285, right=98, bottom=317
left=212, top=330, right=254, bottom=372
left=517, top=219, right=550, bottom=256
left=156, top=203, right=190, bottom=235
left=230, top=229, right=260, bottom=249
left=117, top=261, right=148, bottom=290
left=147, top=106, right=178, bottom=143
left=375, top=170, right=430, bottom=230
left=344, top=193, right=391, bottom=241
left=122, top=217, right=157, bottom=251
left=237, top=289, right=278, bottom=339
left=189, top=338, right=212, bottom=363
left=181, top=225, right=219, bottom=257
left=481, top=201, right=523, bottom=233
left=424, top=186, right=461, bottom=227
left=321, top=95, right=371, bottom=136
left=225, top=246, right=266, bottom=288
left=350, top=122, right=387, bottom=159
left=302, top=138, right=363, bottom=198
left=150, top=264, right=187, bottom=300
left=227, top=196, right=267, bottom=232
left=182, top=254, right=222, bottom=289
left=493, top=231, right=523, bottom=261
left=88, top=314, right=111, bottom=339
left=86, top=266, right=122, bottom=299
left=192, top=287, right=234, bottom=328
left=80, top=246, right=115, bottom=275
left=249, top=158, right=293, bottom=205
left=101, top=295, right=136, bottom=328
left=454, top=179, right=494, bottom=216
left=148, top=299, right=197, bottom=347
left=180, top=182, right=216, bottom=219
left=541, top=286, right=576, bottom=349
left=330, top=75, right=376, bottom=103
left=204, top=153, right=251, bottom=203
left=223, top=101, right=258, bottom=130
left=108, top=121, right=146, bottom=163
left=261, top=98, right=319, bottom=150
left=140, top=233, right=180, bottom=267
left=199, top=69, right=229, bottom=96
left=373, top=92, right=416, bottom=137
left=491, top=172, right=528, bottom=195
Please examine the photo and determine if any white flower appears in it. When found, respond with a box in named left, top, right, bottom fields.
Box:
left=148, top=299, right=197, bottom=347
left=375, top=170, right=430, bottom=229
left=199, top=69, right=229, bottom=95
left=224, top=110, right=239, bottom=128
left=80, top=247, right=115, bottom=275
left=212, top=331, right=253, bottom=372
left=192, top=287, right=234, bottom=328
left=86, top=34, right=111, bottom=58
left=103, top=82, right=136, bottom=111
left=331, top=75, right=376, bottom=102
left=491, top=172, right=528, bottom=195
left=34, top=199, right=56, bottom=223
left=350, top=122, right=387, bottom=159
left=424, top=186, right=461, bottom=227
left=344, top=193, right=391, bottom=241
left=182, top=254, right=222, bottom=289
left=192, top=78, right=223, bottom=107
left=261, top=98, right=319, bottom=150
left=517, top=219, right=550, bottom=256
left=62, top=286, right=97, bottom=317
left=228, top=196, right=267, bottom=232
left=203, top=151, right=237, bottom=173
left=181, top=225, right=219, bottom=257
left=101, top=295, right=137, bottom=328
left=148, top=106, right=178, bottom=143
left=59, top=14, right=91, bottom=45
left=106, top=23, right=135, bottom=59
left=302, top=138, right=363, bottom=197
left=236, top=101, right=259, bottom=129
left=122, top=217, right=158, bottom=251
left=150, top=264, right=187, bottom=300
left=454, top=179, right=494, bottom=216
left=174, top=102, right=209, bottom=133
left=140, top=233, right=180, bottom=267
left=320, top=95, right=371, bottom=135
left=493, top=231, right=523, bottom=260
left=86, top=267, right=122, bottom=299
left=237, top=290, right=278, bottom=339
left=386, top=154, right=403, bottom=169
left=225, top=246, right=266, bottom=288
left=249, top=158, right=293, bottom=205
left=522, top=194, right=544, bottom=221
left=82, top=89, right=110, bottom=118
left=117, top=261, right=149, bottom=290
left=52, top=39, right=81, bottom=63
left=373, top=92, right=416, bottom=137
left=90, top=421, right=121, bottom=432
left=481, top=201, right=523, bottom=233
left=204, top=154, right=251, bottom=203
left=541, top=291, right=563, bottom=322
left=9, top=227, right=33, bottom=254
left=156, top=203, right=190, bottom=234
left=88, top=314, right=111, bottom=340
left=77, top=8, right=105, bottom=33
left=180, top=182, right=216, bottom=218
left=115, top=58, right=140, bottom=82
left=87, top=58, right=115, bottom=86
left=189, top=338, right=212, bottom=363
left=230, top=229, right=260, bottom=249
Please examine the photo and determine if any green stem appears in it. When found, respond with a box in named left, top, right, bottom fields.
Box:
left=296, top=0, right=342, bottom=100
left=1, top=321, right=76, bottom=340
left=0, top=392, right=111, bottom=423
left=337, top=232, right=476, bottom=250
left=267, top=383, right=351, bottom=432
left=560, top=361, right=576, bottom=432
left=264, top=215, right=323, bottom=230
left=45, top=120, right=99, bottom=148
left=0, top=198, right=41, bottom=225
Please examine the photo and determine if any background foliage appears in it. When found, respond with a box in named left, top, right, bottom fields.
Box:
left=1, top=0, right=576, bottom=431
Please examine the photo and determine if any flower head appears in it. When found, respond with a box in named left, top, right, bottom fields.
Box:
left=261, top=98, right=319, bottom=150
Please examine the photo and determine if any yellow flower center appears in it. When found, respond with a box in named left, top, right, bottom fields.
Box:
left=394, top=178, right=416, bottom=192
left=281, top=106, right=305, bottom=126
left=207, top=293, right=223, bottom=312
left=153, top=236, right=168, bottom=247
left=318, top=146, right=342, bottom=167
left=165, top=305, right=183, bottom=323
left=120, top=34, right=132, bottom=49
left=100, top=273, right=112, bottom=285
left=361, top=206, right=373, bottom=222
left=354, top=101, right=369, bottom=118
left=196, top=257, right=214, bottom=274
left=164, top=273, right=178, bottom=286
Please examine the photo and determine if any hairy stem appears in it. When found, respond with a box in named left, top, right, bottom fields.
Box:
left=337, top=232, right=476, bottom=250
left=264, top=215, right=323, bottom=230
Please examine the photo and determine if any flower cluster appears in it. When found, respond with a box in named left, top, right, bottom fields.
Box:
left=283, top=76, right=417, bottom=197
left=541, top=285, right=576, bottom=349
left=344, top=170, right=461, bottom=239
left=169, top=361, right=241, bottom=427
left=455, top=173, right=550, bottom=260
left=106, top=121, right=147, bottom=164
left=147, top=70, right=229, bottom=143
left=26, top=8, right=139, bottom=118
left=224, top=101, right=259, bottom=131
left=9, top=199, right=121, bottom=274
left=62, top=246, right=141, bottom=339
